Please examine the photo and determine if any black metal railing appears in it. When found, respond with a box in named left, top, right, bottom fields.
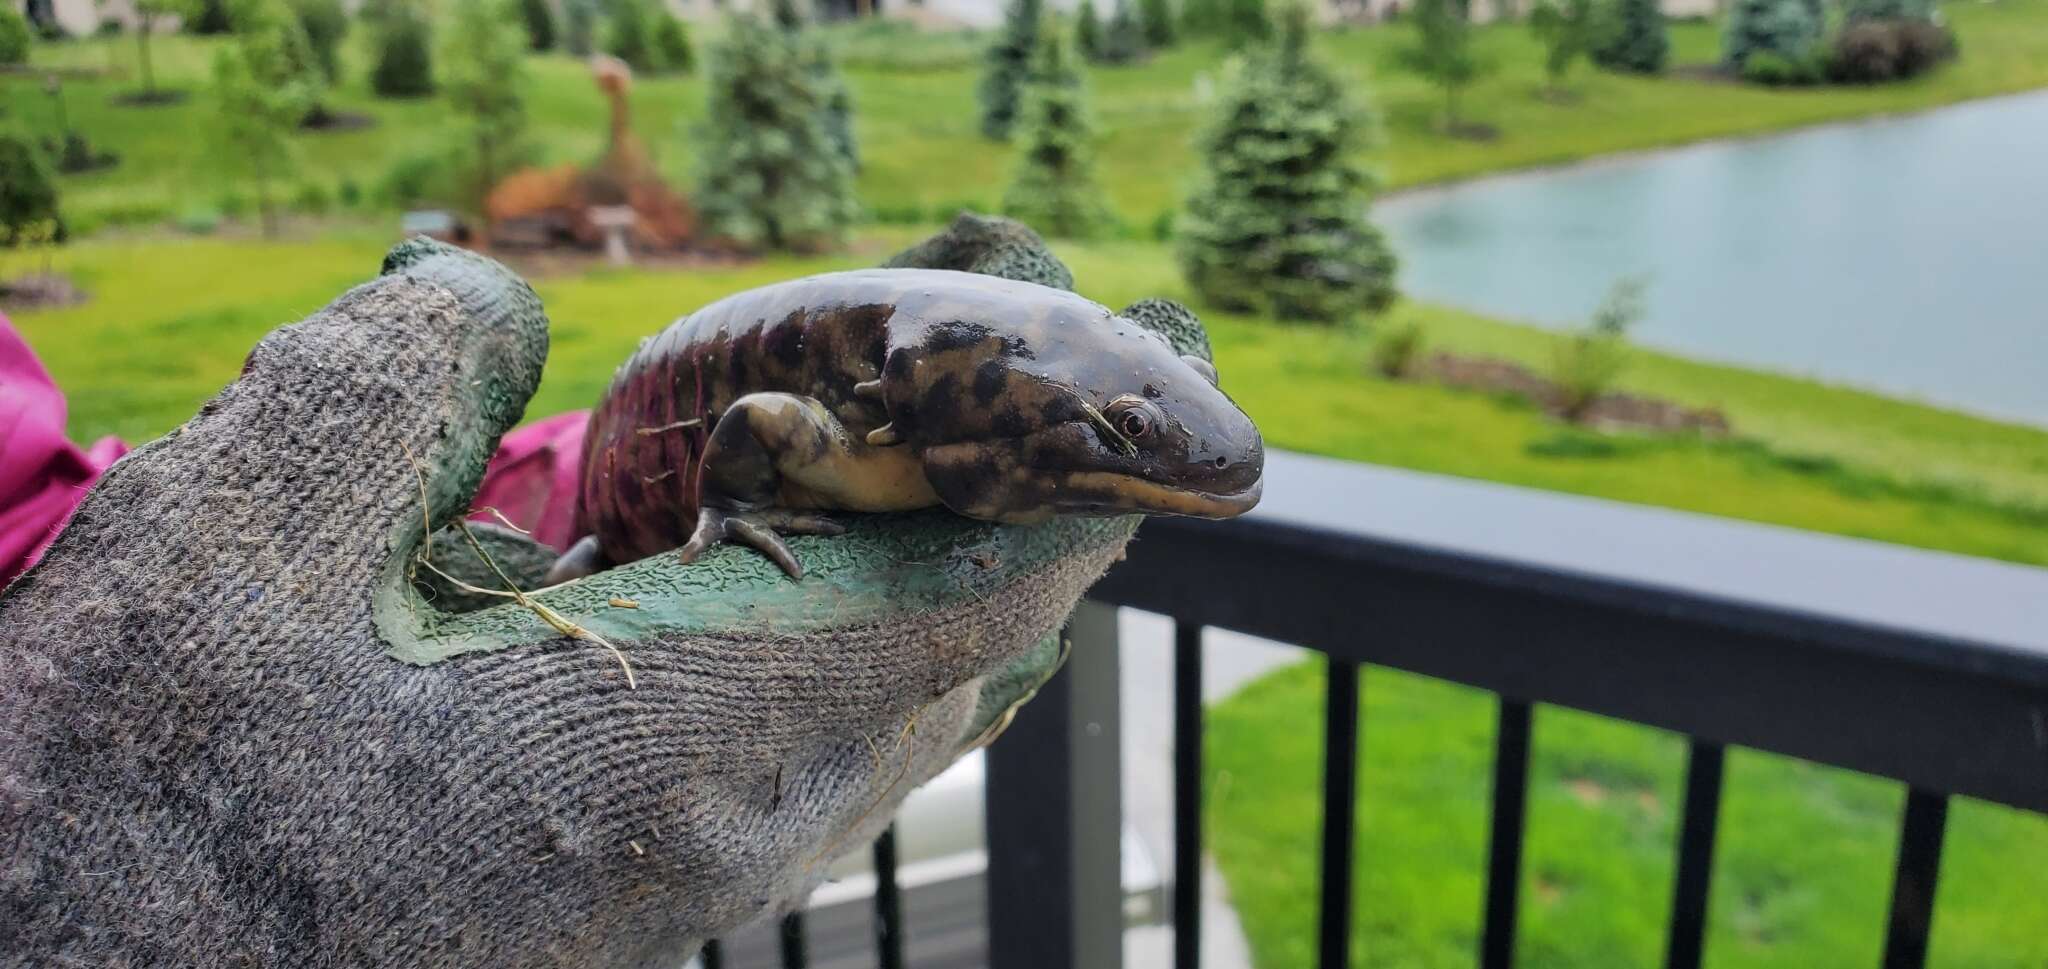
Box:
left=710, top=448, right=2048, bottom=969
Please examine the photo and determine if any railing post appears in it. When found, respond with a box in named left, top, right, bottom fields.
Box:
left=986, top=600, right=1125, bottom=969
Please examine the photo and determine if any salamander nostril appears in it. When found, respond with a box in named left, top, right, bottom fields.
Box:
left=1214, top=456, right=1229, bottom=469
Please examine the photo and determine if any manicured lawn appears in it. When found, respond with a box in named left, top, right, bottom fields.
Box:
left=13, top=231, right=2048, bottom=966
left=11, top=0, right=2048, bottom=231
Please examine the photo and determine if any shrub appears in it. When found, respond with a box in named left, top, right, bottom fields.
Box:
left=1002, top=23, right=1114, bottom=239
left=1176, top=2, right=1398, bottom=323
left=1075, top=0, right=1102, bottom=60
left=97, top=16, right=124, bottom=35
left=291, top=0, right=348, bottom=82
left=606, top=0, right=662, bottom=72
left=1828, top=19, right=1955, bottom=83
left=217, top=190, right=251, bottom=216
left=176, top=205, right=224, bottom=234
left=0, top=135, right=60, bottom=247
left=372, top=2, right=435, bottom=97
left=1722, top=0, right=1819, bottom=71
left=1590, top=0, right=1667, bottom=74
left=290, top=180, right=333, bottom=214
left=379, top=149, right=458, bottom=207
left=0, top=6, right=33, bottom=65
left=1740, top=48, right=1824, bottom=85
left=520, top=0, right=556, bottom=50
left=337, top=178, right=363, bottom=207
left=694, top=14, right=858, bottom=251
left=1140, top=0, right=1174, bottom=47
left=979, top=0, right=1043, bottom=139
left=1550, top=276, right=1646, bottom=420
left=187, top=0, right=234, bottom=33
left=654, top=13, right=693, bottom=73
left=1369, top=318, right=1427, bottom=378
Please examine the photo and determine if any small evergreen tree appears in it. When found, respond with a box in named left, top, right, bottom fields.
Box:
left=767, top=0, right=855, bottom=170
left=1529, top=0, right=1593, bottom=96
left=521, top=0, right=556, bottom=50
left=1177, top=3, right=1397, bottom=323
left=1140, top=0, right=1174, bottom=47
left=1722, top=0, right=1820, bottom=68
left=564, top=0, right=595, bottom=54
left=443, top=0, right=530, bottom=211
left=0, top=5, right=34, bottom=66
left=0, top=135, right=60, bottom=246
left=607, top=0, right=662, bottom=72
left=1401, top=0, right=1490, bottom=132
left=694, top=14, right=858, bottom=250
left=1003, top=23, right=1113, bottom=238
left=210, top=11, right=315, bottom=236
left=1074, top=0, right=1102, bottom=60
left=290, top=0, right=348, bottom=82
left=229, top=0, right=328, bottom=120
left=654, top=12, right=694, bottom=73
left=1589, top=0, right=1667, bottom=73
left=1098, top=0, right=1147, bottom=63
left=371, top=0, right=435, bottom=96
left=978, top=0, right=1043, bottom=139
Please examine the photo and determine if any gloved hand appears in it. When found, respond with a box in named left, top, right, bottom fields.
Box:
left=0, top=221, right=1180, bottom=969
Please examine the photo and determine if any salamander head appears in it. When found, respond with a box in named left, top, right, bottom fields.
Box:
left=907, top=316, right=1265, bottom=524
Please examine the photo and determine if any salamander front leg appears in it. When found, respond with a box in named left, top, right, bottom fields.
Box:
left=678, top=392, right=853, bottom=579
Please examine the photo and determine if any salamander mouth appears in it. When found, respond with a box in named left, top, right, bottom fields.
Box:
left=1060, top=471, right=1264, bottom=519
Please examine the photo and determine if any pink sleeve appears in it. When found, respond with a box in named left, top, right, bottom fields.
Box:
left=468, top=409, right=591, bottom=553
left=0, top=313, right=130, bottom=587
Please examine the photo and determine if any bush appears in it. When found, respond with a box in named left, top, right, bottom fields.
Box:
left=372, top=3, right=435, bottom=97
left=1369, top=318, right=1427, bottom=378
left=1075, top=0, right=1102, bottom=59
left=187, top=0, right=234, bottom=33
left=291, top=0, right=348, bottom=82
left=1740, top=48, right=1825, bottom=85
left=1176, top=3, right=1398, bottom=324
left=0, top=135, right=60, bottom=247
left=1550, top=276, right=1646, bottom=420
left=0, top=5, right=33, bottom=65
left=979, top=0, right=1043, bottom=139
left=1722, top=0, right=1819, bottom=71
left=1002, top=24, right=1114, bottom=238
left=175, top=205, right=224, bottom=234
left=1828, top=19, right=1955, bottom=83
left=1590, top=0, right=1667, bottom=74
left=694, top=14, right=858, bottom=251
left=337, top=178, right=363, bottom=208
left=217, top=190, right=251, bottom=217
left=290, top=181, right=332, bottom=214
left=520, top=0, right=555, bottom=50
left=379, top=149, right=459, bottom=207
left=655, top=13, right=693, bottom=74
left=1140, top=0, right=1174, bottom=46
left=606, top=0, right=675, bottom=73
left=97, top=16, right=124, bottom=36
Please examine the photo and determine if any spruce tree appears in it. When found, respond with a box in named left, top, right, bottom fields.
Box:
left=1098, top=0, right=1147, bottom=63
left=1589, top=0, right=1667, bottom=73
left=1722, top=0, right=1819, bottom=67
left=520, top=0, right=556, bottom=51
left=1176, top=3, right=1397, bottom=323
left=1002, top=23, right=1113, bottom=239
left=1074, top=0, right=1102, bottom=61
left=0, top=5, right=33, bottom=66
left=977, top=0, right=1042, bottom=139
left=442, top=0, right=530, bottom=210
left=371, top=0, right=435, bottom=96
left=767, top=0, right=855, bottom=171
left=694, top=14, right=857, bottom=251
left=0, top=134, right=60, bottom=246
left=1140, top=0, right=1174, bottom=47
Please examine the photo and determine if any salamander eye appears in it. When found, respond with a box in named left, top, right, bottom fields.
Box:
left=1119, top=410, right=1152, bottom=440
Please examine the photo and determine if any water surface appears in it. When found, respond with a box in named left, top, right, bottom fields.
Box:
left=1376, top=91, right=2048, bottom=427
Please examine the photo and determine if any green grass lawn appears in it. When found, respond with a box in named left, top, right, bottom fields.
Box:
left=11, top=0, right=2048, bottom=232
left=12, top=231, right=2048, bottom=967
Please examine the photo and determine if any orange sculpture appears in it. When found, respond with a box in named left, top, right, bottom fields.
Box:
left=485, top=56, right=697, bottom=250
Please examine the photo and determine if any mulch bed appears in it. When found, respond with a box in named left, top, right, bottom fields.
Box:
left=1423, top=351, right=1732, bottom=436
left=301, top=110, right=378, bottom=133
left=0, top=274, right=88, bottom=312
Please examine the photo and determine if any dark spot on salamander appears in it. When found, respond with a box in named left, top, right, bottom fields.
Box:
left=992, top=408, right=1033, bottom=438
left=921, top=373, right=963, bottom=429
left=765, top=313, right=807, bottom=368
left=924, top=321, right=996, bottom=355
left=973, top=360, right=1009, bottom=406
left=1001, top=334, right=1035, bottom=360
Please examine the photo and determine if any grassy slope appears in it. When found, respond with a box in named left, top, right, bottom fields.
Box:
left=12, top=0, right=2048, bottom=229
left=14, top=232, right=2048, bottom=967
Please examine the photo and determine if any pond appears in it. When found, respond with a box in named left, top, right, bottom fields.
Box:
left=1375, top=90, right=2048, bottom=428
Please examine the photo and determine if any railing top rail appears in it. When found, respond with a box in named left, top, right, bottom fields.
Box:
left=1091, top=451, right=2048, bottom=810
left=1206, top=450, right=2048, bottom=681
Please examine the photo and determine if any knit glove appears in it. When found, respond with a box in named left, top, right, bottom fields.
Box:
left=0, top=221, right=1188, bottom=969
